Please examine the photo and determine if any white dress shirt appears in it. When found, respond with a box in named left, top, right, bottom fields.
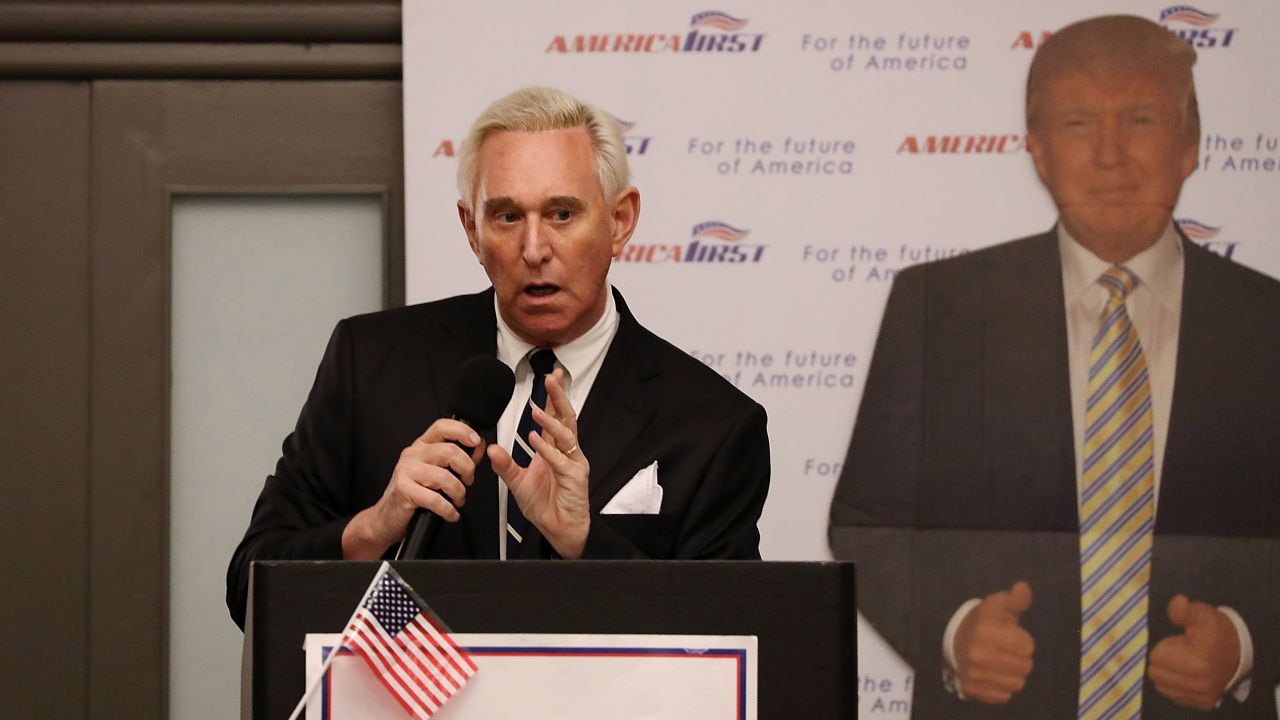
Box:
left=1060, top=221, right=1182, bottom=508
left=942, top=223, right=1252, bottom=701
left=492, top=287, right=620, bottom=559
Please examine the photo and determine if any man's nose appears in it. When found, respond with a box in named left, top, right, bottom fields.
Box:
left=1093, top=119, right=1125, bottom=168
left=521, top=218, right=551, bottom=264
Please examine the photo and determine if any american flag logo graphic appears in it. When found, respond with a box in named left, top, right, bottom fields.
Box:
left=339, top=565, right=478, bottom=718
left=1176, top=218, right=1221, bottom=240
left=689, top=11, right=750, bottom=31
left=1159, top=6, right=1220, bottom=26
left=691, top=221, right=751, bottom=242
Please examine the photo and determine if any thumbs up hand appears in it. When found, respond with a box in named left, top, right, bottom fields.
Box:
left=1147, top=594, right=1241, bottom=710
left=953, top=581, right=1036, bottom=703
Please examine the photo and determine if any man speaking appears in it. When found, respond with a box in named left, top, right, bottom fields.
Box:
left=830, top=15, right=1279, bottom=718
left=228, top=86, right=770, bottom=628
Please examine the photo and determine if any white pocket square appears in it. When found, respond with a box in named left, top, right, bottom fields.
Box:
left=600, top=461, right=663, bottom=515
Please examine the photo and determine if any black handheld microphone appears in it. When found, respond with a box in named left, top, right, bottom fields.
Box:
left=396, top=356, right=515, bottom=560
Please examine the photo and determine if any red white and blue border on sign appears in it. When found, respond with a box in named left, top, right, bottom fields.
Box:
left=319, top=642, right=749, bottom=719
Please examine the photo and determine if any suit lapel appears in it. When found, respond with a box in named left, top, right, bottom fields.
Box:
left=984, top=230, right=1078, bottom=528
left=430, top=290, right=500, bottom=557
left=1158, top=235, right=1210, bottom=533
left=432, top=290, right=500, bottom=409
left=577, top=290, right=661, bottom=513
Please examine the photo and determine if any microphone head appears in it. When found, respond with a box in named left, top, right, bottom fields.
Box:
left=447, top=356, right=516, bottom=431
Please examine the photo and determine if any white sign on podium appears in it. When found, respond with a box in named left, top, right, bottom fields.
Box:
left=304, top=633, right=758, bottom=719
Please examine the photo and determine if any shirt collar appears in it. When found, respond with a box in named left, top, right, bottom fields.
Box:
left=494, top=287, right=619, bottom=380
left=1057, top=220, right=1184, bottom=312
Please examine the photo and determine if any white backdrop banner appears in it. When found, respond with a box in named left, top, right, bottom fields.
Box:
left=403, top=2, right=1279, bottom=716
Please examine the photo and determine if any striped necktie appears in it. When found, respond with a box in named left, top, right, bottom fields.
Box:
left=507, top=348, right=558, bottom=545
left=1078, top=265, right=1156, bottom=719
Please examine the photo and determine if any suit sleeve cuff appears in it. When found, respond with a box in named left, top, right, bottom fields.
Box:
left=1217, top=605, right=1253, bottom=703
left=580, top=517, right=647, bottom=559
left=942, top=598, right=981, bottom=699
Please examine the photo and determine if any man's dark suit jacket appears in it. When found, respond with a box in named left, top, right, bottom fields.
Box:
left=228, top=288, right=770, bottom=629
left=830, top=229, right=1280, bottom=718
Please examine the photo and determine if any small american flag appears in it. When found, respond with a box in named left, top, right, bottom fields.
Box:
left=339, top=564, right=478, bottom=718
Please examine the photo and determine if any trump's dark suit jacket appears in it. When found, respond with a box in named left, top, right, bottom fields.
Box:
left=830, top=229, right=1280, bottom=718
left=228, top=288, right=770, bottom=629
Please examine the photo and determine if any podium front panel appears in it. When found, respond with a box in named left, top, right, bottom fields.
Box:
left=246, top=560, right=855, bottom=718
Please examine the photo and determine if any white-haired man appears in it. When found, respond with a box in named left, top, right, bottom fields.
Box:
left=228, top=87, right=770, bottom=628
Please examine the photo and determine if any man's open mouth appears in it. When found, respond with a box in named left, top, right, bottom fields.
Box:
left=525, top=284, right=560, bottom=297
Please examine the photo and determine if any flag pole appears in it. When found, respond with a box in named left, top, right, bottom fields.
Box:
left=286, top=561, right=393, bottom=720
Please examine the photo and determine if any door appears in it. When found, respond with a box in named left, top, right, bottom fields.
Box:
left=0, top=4, right=404, bottom=716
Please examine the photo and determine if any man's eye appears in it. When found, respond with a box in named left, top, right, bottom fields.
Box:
left=497, top=212, right=519, bottom=223
left=553, top=209, right=574, bottom=222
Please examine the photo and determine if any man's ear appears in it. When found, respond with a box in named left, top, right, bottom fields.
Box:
left=1179, top=138, right=1199, bottom=180
left=1026, top=131, right=1051, bottom=187
left=458, top=201, right=481, bottom=259
left=608, top=187, right=641, bottom=257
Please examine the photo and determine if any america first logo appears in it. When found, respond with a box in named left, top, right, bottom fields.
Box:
left=1159, top=6, right=1236, bottom=48
left=1011, top=30, right=1052, bottom=50
left=896, top=134, right=1027, bottom=154
left=610, top=116, right=652, bottom=156
left=1015, top=6, right=1236, bottom=50
left=616, top=221, right=766, bottom=263
left=430, top=112, right=651, bottom=159
left=546, top=11, right=764, bottom=54
left=1177, top=218, right=1238, bottom=259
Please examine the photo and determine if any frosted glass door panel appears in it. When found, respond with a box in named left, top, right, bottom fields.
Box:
left=169, top=195, right=383, bottom=720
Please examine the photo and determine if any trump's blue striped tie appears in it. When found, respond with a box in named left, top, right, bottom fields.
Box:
left=1078, top=265, right=1155, bottom=719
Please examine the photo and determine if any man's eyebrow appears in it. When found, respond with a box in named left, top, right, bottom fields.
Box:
left=482, top=195, right=586, bottom=217
left=1125, top=101, right=1165, bottom=113
left=545, top=196, right=585, bottom=211
left=481, top=196, right=517, bottom=216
